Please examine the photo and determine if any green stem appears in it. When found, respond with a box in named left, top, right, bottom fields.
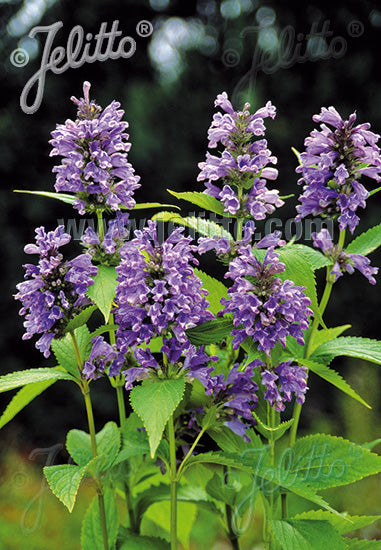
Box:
left=168, top=415, right=177, bottom=550
left=225, top=493, right=240, bottom=550
left=97, top=210, right=105, bottom=241
left=176, top=426, right=206, bottom=481
left=116, top=383, right=127, bottom=431
left=69, top=330, right=83, bottom=376
left=281, top=493, right=288, bottom=519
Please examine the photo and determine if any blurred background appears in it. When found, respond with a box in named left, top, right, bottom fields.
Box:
left=1, top=0, right=380, bottom=548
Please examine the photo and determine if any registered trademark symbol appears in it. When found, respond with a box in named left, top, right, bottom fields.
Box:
left=347, top=20, right=364, bottom=38
left=136, top=20, right=153, bottom=38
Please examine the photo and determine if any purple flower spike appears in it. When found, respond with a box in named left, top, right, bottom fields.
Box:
left=296, top=106, right=381, bottom=233
left=83, top=335, right=124, bottom=380
left=81, top=212, right=130, bottom=265
left=15, top=226, right=97, bottom=357
left=50, top=82, right=140, bottom=215
left=261, top=361, right=308, bottom=412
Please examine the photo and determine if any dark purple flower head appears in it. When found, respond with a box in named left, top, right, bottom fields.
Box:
left=122, top=337, right=217, bottom=392
left=296, top=106, right=381, bottom=233
left=15, top=226, right=97, bottom=357
left=261, top=361, right=308, bottom=412
left=50, top=81, right=140, bottom=215
left=83, top=335, right=124, bottom=380
left=312, top=229, right=378, bottom=284
left=198, top=93, right=283, bottom=220
left=221, top=246, right=313, bottom=355
left=115, top=221, right=214, bottom=351
left=81, top=212, right=130, bottom=266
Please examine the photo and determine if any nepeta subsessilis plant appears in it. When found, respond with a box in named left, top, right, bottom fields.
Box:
left=3, top=83, right=381, bottom=550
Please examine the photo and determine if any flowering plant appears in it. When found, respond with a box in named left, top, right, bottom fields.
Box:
left=3, top=83, right=381, bottom=549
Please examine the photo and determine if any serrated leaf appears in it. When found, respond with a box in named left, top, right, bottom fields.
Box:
left=344, top=539, right=381, bottom=549
left=81, top=489, right=119, bottom=550
left=208, top=425, right=263, bottom=454
left=66, top=422, right=120, bottom=471
left=86, top=265, right=117, bottom=323
left=295, top=358, right=370, bottom=408
left=292, top=510, right=381, bottom=535
left=252, top=413, right=294, bottom=441
left=284, top=243, right=331, bottom=270
left=114, top=429, right=150, bottom=465
left=14, top=189, right=76, bottom=204
left=152, top=211, right=233, bottom=240
left=64, top=306, right=97, bottom=333
left=118, top=533, right=170, bottom=550
left=0, top=367, right=75, bottom=393
left=130, top=379, right=186, bottom=458
left=44, top=464, right=86, bottom=512
left=51, top=325, right=91, bottom=377
left=290, top=434, right=381, bottom=490
left=346, top=223, right=381, bottom=256
left=186, top=318, right=234, bottom=345
left=269, top=519, right=346, bottom=550
left=312, top=337, right=381, bottom=365
left=308, top=325, right=351, bottom=355
left=193, top=268, right=228, bottom=315
left=0, top=379, right=56, bottom=429
left=167, top=189, right=230, bottom=217
left=85, top=324, right=118, bottom=347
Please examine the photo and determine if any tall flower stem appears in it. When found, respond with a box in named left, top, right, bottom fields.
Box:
left=70, top=331, right=109, bottom=550
left=168, top=415, right=178, bottom=550
left=97, top=209, right=105, bottom=241
left=224, top=466, right=240, bottom=550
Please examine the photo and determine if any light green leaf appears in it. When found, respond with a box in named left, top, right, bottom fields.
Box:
left=0, top=367, right=75, bottom=393
left=130, top=379, right=186, bottom=457
left=51, top=325, right=91, bottom=377
left=114, top=428, right=150, bottom=465
left=292, top=510, right=381, bottom=535
left=145, top=500, right=197, bottom=549
left=14, top=189, right=76, bottom=204
left=167, top=189, right=230, bottom=217
left=290, top=434, right=381, bottom=490
left=86, top=265, right=118, bottom=323
left=194, top=268, right=228, bottom=315
left=208, top=425, right=263, bottom=454
left=81, top=489, right=119, bottom=550
left=0, top=379, right=56, bottom=429
left=283, top=243, right=331, bottom=270
left=186, top=318, right=234, bottom=346
left=292, top=147, right=302, bottom=164
left=44, top=464, right=86, bottom=512
left=312, top=337, right=381, bottom=365
left=362, top=439, right=381, bottom=451
left=64, top=306, right=97, bottom=334
left=346, top=223, right=381, bottom=256
left=152, top=211, right=233, bottom=239
left=344, top=539, right=381, bottom=549
left=132, top=202, right=180, bottom=210
left=252, top=413, right=294, bottom=441
left=269, top=519, right=346, bottom=550
left=369, top=185, right=381, bottom=197
left=85, top=324, right=118, bottom=346
left=118, top=533, right=169, bottom=550
left=66, top=422, right=120, bottom=471
left=308, top=325, right=351, bottom=355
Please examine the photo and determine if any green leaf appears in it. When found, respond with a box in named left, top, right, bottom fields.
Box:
left=81, top=488, right=119, bottom=550
left=292, top=510, right=381, bottom=535
left=193, top=268, right=228, bottom=315
left=0, top=379, right=56, bottom=429
left=290, top=434, right=381, bottom=490
left=344, top=539, right=381, bottom=549
left=346, top=223, right=381, bottom=256
left=208, top=425, right=263, bottom=454
left=312, top=337, right=381, bottom=365
left=66, top=422, right=120, bottom=471
left=269, top=519, right=346, bottom=550
left=292, top=147, right=302, bottom=164
left=295, top=358, right=371, bottom=409
left=152, top=211, right=233, bottom=239
left=64, top=306, right=97, bottom=333
left=130, top=379, right=186, bottom=458
left=144, top=500, right=197, bottom=549
left=0, top=367, right=75, bottom=393
left=369, top=185, right=381, bottom=197
left=85, top=324, right=118, bottom=346
left=283, top=243, right=331, bottom=270
left=308, top=325, right=351, bottom=355
left=362, top=438, right=381, bottom=451
left=86, top=265, right=118, bottom=323
left=132, top=202, right=180, bottom=210
left=114, top=428, right=150, bottom=465
left=51, top=325, right=91, bottom=377
left=186, top=318, right=234, bottom=345
left=252, top=413, right=294, bottom=441
left=44, top=464, right=86, bottom=512
left=118, top=533, right=170, bottom=550
left=14, top=189, right=76, bottom=204
left=167, top=189, right=230, bottom=217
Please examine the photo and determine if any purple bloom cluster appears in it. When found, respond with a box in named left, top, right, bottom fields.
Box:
left=221, top=246, right=313, bottom=355
left=15, top=226, right=97, bottom=357
left=198, top=92, right=283, bottom=219
left=81, top=212, right=130, bottom=266
left=313, top=229, right=378, bottom=284
left=50, top=81, right=140, bottom=215
left=261, top=361, right=308, bottom=412
left=83, top=335, right=124, bottom=380
left=122, top=337, right=217, bottom=392
left=296, top=106, right=381, bottom=233
left=115, top=221, right=214, bottom=351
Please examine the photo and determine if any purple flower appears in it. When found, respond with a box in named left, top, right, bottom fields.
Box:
left=83, top=335, right=124, bottom=380
left=115, top=221, right=214, bottom=351
left=296, top=106, right=381, bottom=233
left=261, top=361, right=308, bottom=412
left=50, top=82, right=140, bottom=215
left=221, top=246, right=313, bottom=355
left=198, top=93, right=283, bottom=220
left=312, top=229, right=378, bottom=284
left=81, top=212, right=130, bottom=265
left=15, top=226, right=97, bottom=357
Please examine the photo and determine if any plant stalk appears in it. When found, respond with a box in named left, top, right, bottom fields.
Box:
left=168, top=415, right=178, bottom=550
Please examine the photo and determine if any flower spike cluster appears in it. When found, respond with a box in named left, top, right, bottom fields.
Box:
left=50, top=81, right=140, bottom=215
left=81, top=212, right=130, bottom=266
left=296, top=106, right=381, bottom=233
left=115, top=221, right=214, bottom=351
left=15, top=226, right=97, bottom=357
left=261, top=361, right=308, bottom=412
left=198, top=92, right=283, bottom=219
left=83, top=335, right=125, bottom=380
left=221, top=246, right=313, bottom=355
left=312, top=229, right=378, bottom=284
